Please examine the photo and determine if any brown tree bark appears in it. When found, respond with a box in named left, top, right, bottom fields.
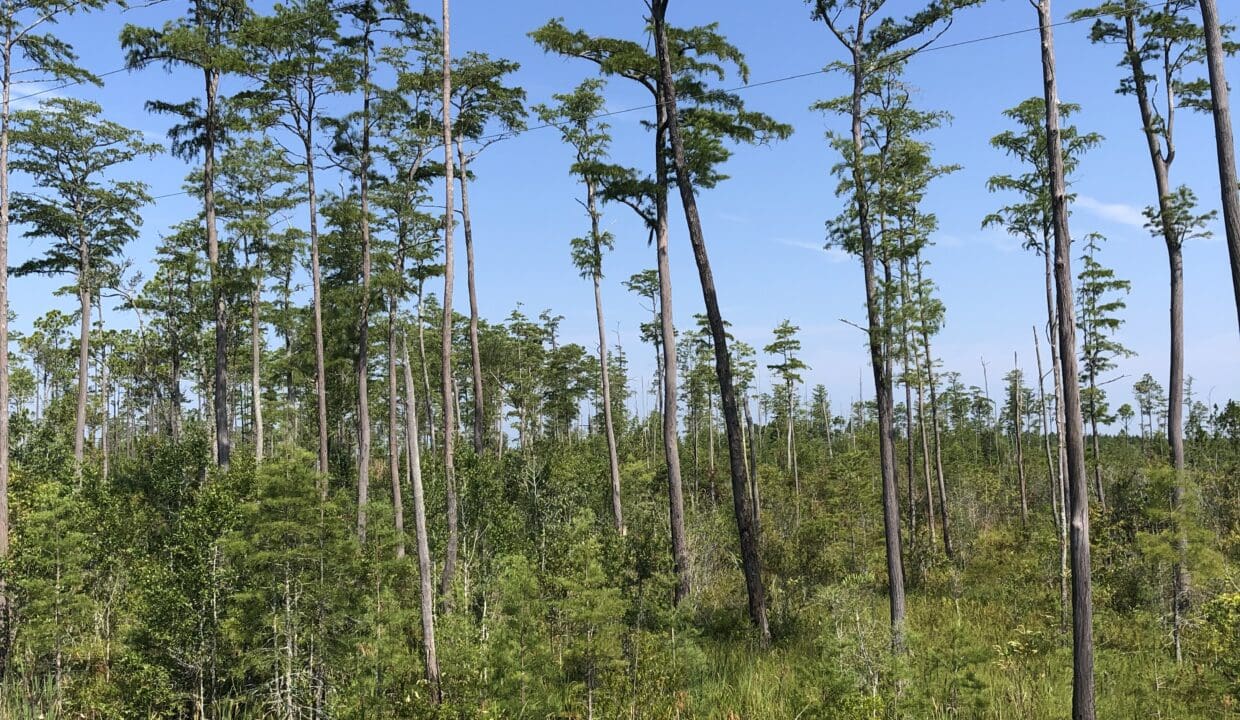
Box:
left=652, top=0, right=767, bottom=640
left=438, top=0, right=460, bottom=598
left=1198, top=0, right=1240, bottom=332
left=1038, top=3, right=1095, bottom=716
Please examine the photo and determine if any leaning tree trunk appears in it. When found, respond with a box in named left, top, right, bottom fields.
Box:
left=1039, top=3, right=1095, bottom=717
left=74, top=232, right=91, bottom=478
left=438, top=0, right=460, bottom=599
left=586, top=177, right=625, bottom=535
left=402, top=333, right=441, bottom=703
left=653, top=0, right=768, bottom=640
left=457, top=143, right=485, bottom=456
left=1199, top=0, right=1240, bottom=332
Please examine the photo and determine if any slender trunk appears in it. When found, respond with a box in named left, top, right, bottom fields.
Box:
left=1087, top=370, right=1106, bottom=511
left=1014, top=353, right=1028, bottom=525
left=439, top=0, right=460, bottom=598
left=1122, top=11, right=1189, bottom=663
left=900, top=257, right=918, bottom=540
left=654, top=0, right=765, bottom=637
left=205, top=67, right=229, bottom=469
left=416, top=287, right=435, bottom=449
left=1039, top=4, right=1095, bottom=716
left=75, top=231, right=90, bottom=478
left=916, top=366, right=937, bottom=547
left=388, top=301, right=405, bottom=560
left=0, top=40, right=12, bottom=673
left=251, top=248, right=264, bottom=466
left=587, top=178, right=624, bottom=535
left=1034, top=327, right=1069, bottom=629
left=170, top=276, right=183, bottom=440
left=1170, top=244, right=1189, bottom=665
left=652, top=85, right=690, bottom=606
left=744, top=398, right=761, bottom=539
left=1045, top=241, right=1072, bottom=628
left=356, top=39, right=374, bottom=545
left=402, top=334, right=441, bottom=702
left=1199, top=0, right=1240, bottom=332
left=306, top=138, right=329, bottom=483
left=98, top=300, right=109, bottom=482
left=918, top=261, right=952, bottom=559
left=841, top=29, right=906, bottom=645
left=457, top=143, right=485, bottom=455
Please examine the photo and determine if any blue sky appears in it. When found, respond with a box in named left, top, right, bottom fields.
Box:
left=9, top=0, right=1240, bottom=424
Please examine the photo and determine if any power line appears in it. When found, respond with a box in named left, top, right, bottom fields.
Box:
left=11, top=2, right=1157, bottom=170
left=471, top=3, right=1159, bottom=145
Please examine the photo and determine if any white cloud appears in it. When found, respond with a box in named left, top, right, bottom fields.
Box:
left=773, top=237, right=851, bottom=263
left=1075, top=195, right=1147, bottom=229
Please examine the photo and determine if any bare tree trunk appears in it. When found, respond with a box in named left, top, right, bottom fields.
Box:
left=0, top=46, right=13, bottom=673
left=1035, top=326, right=1069, bottom=629
left=1014, top=353, right=1028, bottom=525
left=204, top=67, right=229, bottom=470
left=1039, top=4, right=1095, bottom=716
left=356, top=42, right=374, bottom=546
left=586, top=178, right=624, bottom=535
left=98, top=299, right=109, bottom=482
left=251, top=249, right=264, bottom=466
left=1119, top=11, right=1189, bottom=663
left=900, top=257, right=918, bottom=540
left=1087, top=370, right=1106, bottom=511
left=1169, top=245, right=1189, bottom=665
left=651, top=89, right=690, bottom=607
left=402, top=334, right=441, bottom=702
left=416, top=286, right=435, bottom=449
left=1199, top=0, right=1240, bottom=332
left=306, top=139, right=330, bottom=484
left=388, top=302, right=405, bottom=560
left=439, top=0, right=460, bottom=598
left=75, top=232, right=91, bottom=478
left=916, top=369, right=937, bottom=547
left=653, top=0, right=766, bottom=639
left=917, top=260, right=952, bottom=559
left=457, top=143, right=485, bottom=455
left=744, top=398, right=760, bottom=539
